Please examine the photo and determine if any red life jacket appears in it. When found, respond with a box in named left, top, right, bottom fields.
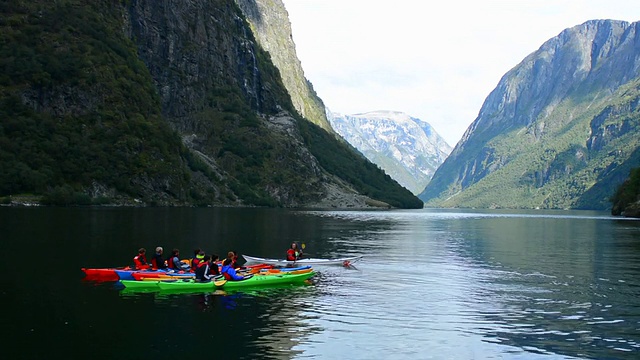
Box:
left=191, top=258, right=201, bottom=273
left=133, top=254, right=149, bottom=270
left=167, top=256, right=177, bottom=269
left=286, top=248, right=296, bottom=261
left=151, top=254, right=166, bottom=270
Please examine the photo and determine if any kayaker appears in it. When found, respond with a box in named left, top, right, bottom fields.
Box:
left=208, top=254, right=221, bottom=276
left=167, top=248, right=190, bottom=272
left=286, top=243, right=303, bottom=261
left=194, top=255, right=214, bottom=282
left=151, top=246, right=167, bottom=270
left=190, top=249, right=205, bottom=272
left=221, top=258, right=247, bottom=281
left=223, top=251, right=239, bottom=269
left=133, top=248, right=150, bottom=270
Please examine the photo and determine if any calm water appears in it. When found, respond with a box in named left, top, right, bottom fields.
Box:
left=2, top=207, right=639, bottom=359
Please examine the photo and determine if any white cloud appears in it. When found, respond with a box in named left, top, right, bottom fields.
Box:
left=282, top=0, right=640, bottom=146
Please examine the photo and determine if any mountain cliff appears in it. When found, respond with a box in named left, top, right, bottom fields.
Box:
left=234, top=0, right=331, bottom=133
left=419, top=20, right=640, bottom=210
left=0, top=0, right=421, bottom=209
left=328, top=110, right=451, bottom=194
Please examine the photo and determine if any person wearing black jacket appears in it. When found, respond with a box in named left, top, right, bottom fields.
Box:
left=195, top=255, right=213, bottom=282
left=151, top=246, right=167, bottom=270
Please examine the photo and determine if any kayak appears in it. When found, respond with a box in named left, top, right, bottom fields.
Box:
left=256, top=266, right=313, bottom=276
left=220, top=271, right=316, bottom=290
left=132, top=272, right=195, bottom=280
left=155, top=271, right=316, bottom=291
left=243, top=255, right=363, bottom=266
left=115, top=269, right=191, bottom=280
left=119, top=278, right=199, bottom=289
left=82, top=267, right=126, bottom=281
left=83, top=258, right=192, bottom=281
left=267, top=265, right=311, bottom=271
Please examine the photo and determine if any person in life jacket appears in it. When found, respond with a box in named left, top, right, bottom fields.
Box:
left=208, top=254, right=221, bottom=276
left=221, top=258, right=247, bottom=281
left=167, top=248, right=190, bottom=272
left=223, top=251, right=239, bottom=269
left=151, top=246, right=167, bottom=270
left=190, top=249, right=205, bottom=273
left=133, top=248, right=150, bottom=270
left=286, top=243, right=303, bottom=261
left=194, top=255, right=214, bottom=282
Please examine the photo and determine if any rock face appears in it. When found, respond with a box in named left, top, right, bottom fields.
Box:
left=328, top=110, right=451, bottom=194
left=0, top=0, right=422, bottom=208
left=123, top=0, right=397, bottom=208
left=234, top=0, right=332, bottom=133
left=420, top=20, right=640, bottom=210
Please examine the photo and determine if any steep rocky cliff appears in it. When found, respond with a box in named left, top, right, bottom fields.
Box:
left=328, top=110, right=451, bottom=194
left=0, top=0, right=422, bottom=208
left=234, top=0, right=332, bottom=133
left=419, top=20, right=640, bottom=210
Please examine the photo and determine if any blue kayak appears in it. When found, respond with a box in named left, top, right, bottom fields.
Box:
left=115, top=269, right=193, bottom=280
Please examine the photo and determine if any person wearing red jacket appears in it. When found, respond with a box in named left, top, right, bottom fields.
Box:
left=286, top=243, right=303, bottom=261
left=133, top=248, right=150, bottom=270
left=191, top=249, right=205, bottom=273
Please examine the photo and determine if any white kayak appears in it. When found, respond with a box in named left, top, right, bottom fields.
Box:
left=243, top=254, right=363, bottom=266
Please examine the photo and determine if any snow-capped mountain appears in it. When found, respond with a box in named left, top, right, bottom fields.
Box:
left=327, top=110, right=452, bottom=194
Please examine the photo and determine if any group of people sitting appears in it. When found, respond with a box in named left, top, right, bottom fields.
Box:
left=131, top=242, right=305, bottom=283
left=132, top=247, right=246, bottom=282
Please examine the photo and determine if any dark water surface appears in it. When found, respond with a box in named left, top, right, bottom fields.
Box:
left=2, top=207, right=639, bottom=359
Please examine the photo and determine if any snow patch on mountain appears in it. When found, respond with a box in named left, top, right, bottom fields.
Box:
left=327, top=110, right=452, bottom=194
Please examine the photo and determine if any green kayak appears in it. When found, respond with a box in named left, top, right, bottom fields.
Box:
left=119, top=279, right=177, bottom=289
left=156, top=271, right=316, bottom=291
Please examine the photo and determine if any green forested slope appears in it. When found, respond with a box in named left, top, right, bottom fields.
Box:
left=0, top=1, right=194, bottom=205
left=420, top=20, right=640, bottom=210
left=0, top=0, right=422, bottom=208
left=610, top=166, right=640, bottom=216
left=425, top=81, right=640, bottom=209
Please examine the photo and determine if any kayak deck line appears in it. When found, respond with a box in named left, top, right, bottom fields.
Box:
left=242, top=255, right=363, bottom=266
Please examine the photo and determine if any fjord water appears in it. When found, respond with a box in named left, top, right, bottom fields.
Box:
left=2, top=207, right=639, bottom=359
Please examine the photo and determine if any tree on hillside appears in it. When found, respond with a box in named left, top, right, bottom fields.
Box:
left=611, top=167, right=640, bottom=216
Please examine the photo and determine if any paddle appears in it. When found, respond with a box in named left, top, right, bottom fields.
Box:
left=298, top=243, right=309, bottom=260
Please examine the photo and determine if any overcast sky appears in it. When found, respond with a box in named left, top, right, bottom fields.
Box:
left=281, top=0, right=640, bottom=146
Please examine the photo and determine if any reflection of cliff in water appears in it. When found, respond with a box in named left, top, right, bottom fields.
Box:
left=445, top=212, right=640, bottom=357
left=299, top=210, right=400, bottom=258
left=120, top=283, right=321, bottom=358
left=221, top=285, right=322, bottom=358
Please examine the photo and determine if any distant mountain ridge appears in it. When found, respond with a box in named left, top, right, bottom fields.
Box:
left=419, top=19, right=640, bottom=210
left=328, top=110, right=451, bottom=194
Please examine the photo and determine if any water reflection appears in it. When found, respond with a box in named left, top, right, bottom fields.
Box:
left=3, top=207, right=640, bottom=359
left=116, top=281, right=322, bottom=358
left=301, top=209, right=640, bottom=358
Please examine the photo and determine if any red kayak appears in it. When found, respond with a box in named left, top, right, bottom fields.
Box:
left=82, top=267, right=130, bottom=282
left=242, top=263, right=273, bottom=273
left=131, top=271, right=193, bottom=280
